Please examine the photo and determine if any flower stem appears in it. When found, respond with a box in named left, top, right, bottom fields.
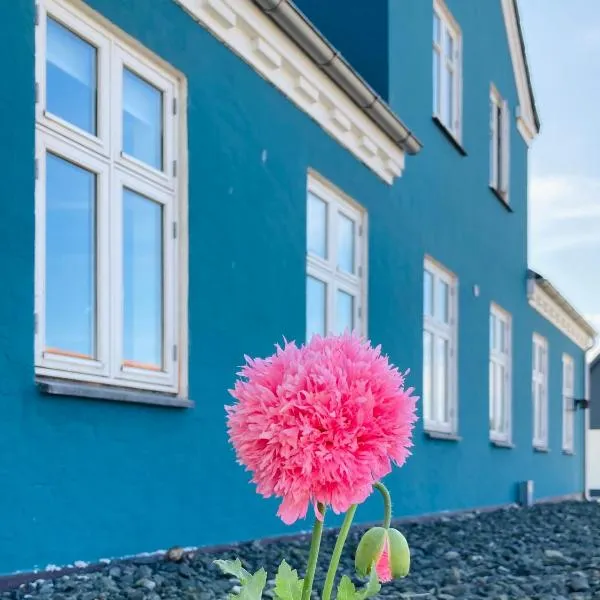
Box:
left=373, top=481, right=392, bottom=529
left=321, top=504, right=358, bottom=600
left=301, top=504, right=326, bottom=600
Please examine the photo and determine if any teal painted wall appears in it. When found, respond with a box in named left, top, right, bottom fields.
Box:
left=0, top=0, right=587, bottom=574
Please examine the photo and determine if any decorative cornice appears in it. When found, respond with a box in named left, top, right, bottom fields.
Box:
left=528, top=280, right=595, bottom=350
left=173, top=0, right=405, bottom=184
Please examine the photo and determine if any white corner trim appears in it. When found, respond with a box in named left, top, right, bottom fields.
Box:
left=528, top=281, right=594, bottom=350
left=173, top=0, right=405, bottom=184
left=501, top=0, right=537, bottom=145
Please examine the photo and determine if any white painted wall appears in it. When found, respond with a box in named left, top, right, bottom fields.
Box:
left=587, top=429, right=600, bottom=492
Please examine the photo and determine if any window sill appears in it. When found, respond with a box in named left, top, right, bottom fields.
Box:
left=491, top=439, right=515, bottom=449
left=489, top=186, right=513, bottom=211
left=533, top=445, right=550, bottom=453
left=432, top=116, right=467, bottom=156
left=562, top=449, right=575, bottom=456
left=425, top=430, right=462, bottom=442
left=36, top=377, right=193, bottom=408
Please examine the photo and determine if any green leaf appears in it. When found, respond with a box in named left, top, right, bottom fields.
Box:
left=337, top=569, right=381, bottom=600
left=357, top=568, right=381, bottom=600
left=274, top=560, right=303, bottom=600
left=336, top=575, right=358, bottom=600
left=214, top=558, right=251, bottom=585
left=236, top=568, right=267, bottom=600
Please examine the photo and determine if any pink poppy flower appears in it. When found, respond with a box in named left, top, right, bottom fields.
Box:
left=226, top=333, right=418, bottom=525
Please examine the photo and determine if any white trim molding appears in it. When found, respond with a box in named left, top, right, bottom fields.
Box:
left=528, top=278, right=596, bottom=351
left=500, top=0, right=538, bottom=146
left=173, top=0, right=405, bottom=184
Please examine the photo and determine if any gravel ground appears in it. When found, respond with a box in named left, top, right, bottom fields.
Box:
left=4, top=501, right=600, bottom=600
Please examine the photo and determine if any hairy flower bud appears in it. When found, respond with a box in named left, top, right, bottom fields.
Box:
left=355, top=526, right=410, bottom=583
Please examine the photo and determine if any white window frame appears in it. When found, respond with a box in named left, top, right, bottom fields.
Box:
left=34, top=0, right=187, bottom=395
left=532, top=334, right=549, bottom=449
left=562, top=353, right=575, bottom=453
left=489, top=304, right=512, bottom=443
left=489, top=84, right=510, bottom=202
left=433, top=0, right=463, bottom=141
left=306, top=174, right=367, bottom=340
left=423, top=257, right=458, bottom=434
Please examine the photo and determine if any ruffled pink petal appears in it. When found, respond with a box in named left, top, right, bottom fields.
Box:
left=226, top=333, right=418, bottom=524
left=375, top=537, right=392, bottom=583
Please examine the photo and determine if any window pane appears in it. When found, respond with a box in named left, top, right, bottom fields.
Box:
left=335, top=290, right=354, bottom=334
left=306, top=276, right=326, bottom=340
left=497, top=364, right=505, bottom=433
left=433, top=13, right=441, bottom=44
left=423, top=331, right=433, bottom=422
left=424, top=270, right=434, bottom=317
left=45, top=154, right=96, bottom=357
left=435, top=337, right=449, bottom=423
left=499, top=320, right=507, bottom=354
left=307, top=193, right=327, bottom=258
left=337, top=213, right=355, bottom=274
left=489, top=361, right=494, bottom=428
left=490, top=314, right=496, bottom=350
left=496, top=105, right=503, bottom=184
left=446, top=31, right=454, bottom=61
left=123, top=189, right=163, bottom=369
left=46, top=18, right=97, bottom=134
left=123, top=69, right=163, bottom=170
left=433, top=49, right=440, bottom=114
left=437, top=279, right=449, bottom=323
left=446, top=67, right=454, bottom=129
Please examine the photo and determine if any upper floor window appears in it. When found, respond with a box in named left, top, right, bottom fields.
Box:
left=423, top=257, right=458, bottom=434
left=532, top=334, right=549, bottom=449
left=306, top=175, right=366, bottom=341
left=490, top=85, right=510, bottom=202
left=433, top=0, right=462, bottom=140
left=489, top=304, right=512, bottom=443
left=35, top=0, right=184, bottom=394
left=562, top=354, right=575, bottom=453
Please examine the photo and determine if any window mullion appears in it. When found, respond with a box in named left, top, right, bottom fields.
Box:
left=108, top=162, right=122, bottom=380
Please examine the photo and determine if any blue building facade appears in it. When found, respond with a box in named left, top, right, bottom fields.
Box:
left=0, top=0, right=595, bottom=575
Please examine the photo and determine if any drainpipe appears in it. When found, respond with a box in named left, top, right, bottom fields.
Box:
left=584, top=345, right=593, bottom=500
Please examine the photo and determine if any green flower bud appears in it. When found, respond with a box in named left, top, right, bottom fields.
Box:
left=355, top=527, right=387, bottom=577
left=355, top=527, right=410, bottom=582
left=387, top=528, right=410, bottom=578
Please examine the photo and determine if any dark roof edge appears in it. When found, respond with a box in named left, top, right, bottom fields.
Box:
left=527, top=269, right=596, bottom=340
left=512, top=0, right=540, bottom=131
left=252, top=0, right=423, bottom=155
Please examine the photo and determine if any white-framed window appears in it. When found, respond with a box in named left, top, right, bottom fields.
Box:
left=562, top=354, right=575, bottom=453
left=489, top=84, right=510, bottom=201
left=306, top=175, right=366, bottom=341
left=423, top=257, right=458, bottom=434
left=532, top=334, right=549, bottom=448
left=34, top=0, right=185, bottom=394
left=489, top=304, right=512, bottom=442
left=433, top=0, right=462, bottom=140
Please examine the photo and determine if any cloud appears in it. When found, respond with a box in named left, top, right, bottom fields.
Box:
left=530, top=175, right=600, bottom=257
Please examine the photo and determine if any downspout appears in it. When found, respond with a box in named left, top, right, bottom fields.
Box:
left=584, top=344, right=593, bottom=500
left=252, top=0, right=422, bottom=155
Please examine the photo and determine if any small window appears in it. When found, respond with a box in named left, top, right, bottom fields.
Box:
left=490, top=85, right=510, bottom=202
left=562, top=354, right=575, bottom=453
left=532, top=334, right=549, bottom=449
left=423, top=258, right=458, bottom=434
left=35, top=0, right=183, bottom=394
left=433, top=0, right=462, bottom=140
left=306, top=176, right=366, bottom=341
left=489, top=304, right=512, bottom=442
